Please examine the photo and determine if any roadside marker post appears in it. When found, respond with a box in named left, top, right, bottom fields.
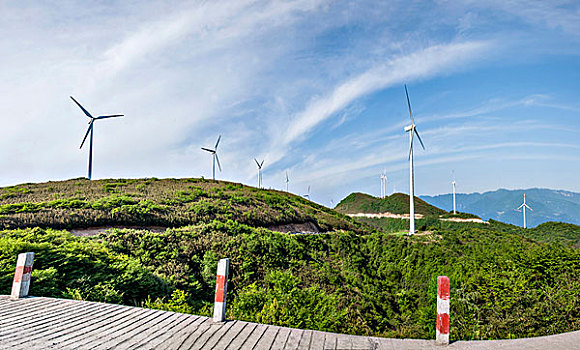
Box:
left=11, top=252, right=35, bottom=299
left=436, top=276, right=450, bottom=345
left=213, top=258, right=230, bottom=322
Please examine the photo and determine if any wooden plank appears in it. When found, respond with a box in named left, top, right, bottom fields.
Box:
left=57, top=307, right=152, bottom=349
left=252, top=325, right=280, bottom=350
left=43, top=302, right=134, bottom=347
left=4, top=301, right=111, bottom=347
left=118, top=313, right=192, bottom=350
left=0, top=298, right=69, bottom=325
left=0, top=299, right=96, bottom=339
left=205, top=320, right=247, bottom=350
left=239, top=323, right=268, bottom=350
left=194, top=320, right=238, bottom=350
left=157, top=316, right=207, bottom=350
left=270, top=327, right=291, bottom=350
left=309, top=331, right=326, bottom=350
left=171, top=317, right=214, bottom=349
left=91, top=309, right=176, bottom=350
left=284, top=329, right=304, bottom=350
left=297, top=330, right=313, bottom=350
left=336, top=335, right=353, bottom=350
left=224, top=322, right=257, bottom=350
left=324, top=332, right=338, bottom=350
left=187, top=321, right=229, bottom=349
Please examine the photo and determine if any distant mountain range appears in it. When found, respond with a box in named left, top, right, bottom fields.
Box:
left=420, top=188, right=580, bottom=228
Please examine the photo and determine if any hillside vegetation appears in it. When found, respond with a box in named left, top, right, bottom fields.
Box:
left=335, top=192, right=446, bottom=216
left=1, top=220, right=579, bottom=341
left=0, top=178, right=362, bottom=233
left=1, top=179, right=579, bottom=341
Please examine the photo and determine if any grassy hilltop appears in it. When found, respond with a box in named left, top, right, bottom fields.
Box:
left=335, top=192, right=446, bottom=216
left=0, top=178, right=362, bottom=233
left=1, top=179, right=580, bottom=341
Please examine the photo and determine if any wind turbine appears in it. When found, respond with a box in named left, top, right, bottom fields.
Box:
left=380, top=169, right=388, bottom=198
left=201, top=135, right=222, bottom=180
left=451, top=171, right=457, bottom=214
left=516, top=193, right=533, bottom=228
left=403, top=85, right=425, bottom=235
left=304, top=186, right=310, bottom=200
left=71, top=96, right=123, bottom=180
left=254, top=159, right=264, bottom=188
left=285, top=171, right=290, bottom=192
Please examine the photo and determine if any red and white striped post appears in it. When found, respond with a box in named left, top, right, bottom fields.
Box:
left=11, top=252, right=35, bottom=299
left=213, top=258, right=230, bottom=322
left=436, top=276, right=450, bottom=345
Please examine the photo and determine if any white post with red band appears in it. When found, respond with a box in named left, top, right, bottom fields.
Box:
left=213, top=258, right=230, bottom=322
left=11, top=252, right=35, bottom=299
left=436, top=276, right=450, bottom=345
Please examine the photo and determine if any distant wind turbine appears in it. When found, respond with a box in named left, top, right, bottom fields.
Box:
left=304, top=186, right=310, bottom=200
left=254, top=158, right=264, bottom=188
left=403, top=85, right=425, bottom=235
left=285, top=171, right=290, bottom=192
left=201, top=135, right=222, bottom=180
left=516, top=193, right=533, bottom=228
left=451, top=171, right=457, bottom=214
left=380, top=169, right=388, bottom=198
left=71, top=96, right=123, bottom=180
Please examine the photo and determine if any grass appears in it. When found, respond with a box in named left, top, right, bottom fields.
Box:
left=0, top=178, right=366, bottom=233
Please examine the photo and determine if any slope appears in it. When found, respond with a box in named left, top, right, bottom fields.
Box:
left=0, top=178, right=362, bottom=233
left=335, top=192, right=447, bottom=216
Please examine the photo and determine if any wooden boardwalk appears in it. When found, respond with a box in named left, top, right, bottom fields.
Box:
left=1, top=296, right=579, bottom=349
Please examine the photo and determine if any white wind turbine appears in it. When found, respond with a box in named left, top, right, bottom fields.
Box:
left=303, top=186, right=310, bottom=200
left=451, top=171, right=457, bottom=214
left=201, top=135, right=222, bottom=180
left=403, top=85, right=425, bottom=235
left=516, top=193, right=533, bottom=228
left=379, top=173, right=384, bottom=198
left=382, top=169, right=388, bottom=198
left=285, top=171, right=290, bottom=192
left=254, top=159, right=264, bottom=188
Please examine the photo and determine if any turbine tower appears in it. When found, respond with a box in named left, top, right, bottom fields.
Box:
left=403, top=85, right=425, bottom=235
left=201, top=135, right=222, bottom=180
left=517, top=193, right=533, bottom=228
left=254, top=159, right=264, bottom=188
left=285, top=171, right=289, bottom=192
left=71, top=96, right=123, bottom=180
left=451, top=171, right=457, bottom=214
left=379, top=173, right=384, bottom=198
left=304, top=186, right=310, bottom=200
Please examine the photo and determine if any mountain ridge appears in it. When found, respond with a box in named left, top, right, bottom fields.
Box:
left=421, top=187, right=580, bottom=228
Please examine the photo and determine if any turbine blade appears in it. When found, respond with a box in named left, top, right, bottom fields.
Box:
left=517, top=203, right=525, bottom=210
left=215, top=135, right=222, bottom=149
left=404, top=85, right=414, bottom=125
left=525, top=204, right=533, bottom=211
left=215, top=153, right=222, bottom=171
left=254, top=158, right=260, bottom=167
left=260, top=160, right=264, bottom=167
left=414, top=128, right=425, bottom=150
left=201, top=147, right=215, bottom=153
left=80, top=122, right=93, bottom=149
left=70, top=96, right=94, bottom=119
left=96, top=114, right=124, bottom=120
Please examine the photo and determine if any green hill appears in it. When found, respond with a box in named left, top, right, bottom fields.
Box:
left=1, top=179, right=579, bottom=341
left=0, top=178, right=362, bottom=233
left=335, top=192, right=446, bottom=216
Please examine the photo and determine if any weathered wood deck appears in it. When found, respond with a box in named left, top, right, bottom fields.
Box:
left=1, top=296, right=578, bottom=349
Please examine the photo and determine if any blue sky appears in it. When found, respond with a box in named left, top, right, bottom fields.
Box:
left=0, top=0, right=579, bottom=207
